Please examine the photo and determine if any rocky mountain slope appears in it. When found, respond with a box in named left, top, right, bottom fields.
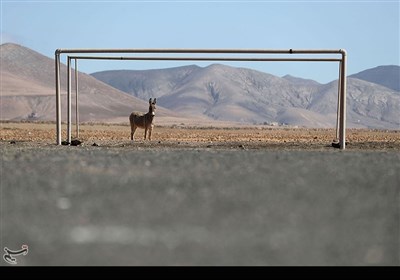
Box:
left=92, top=64, right=400, bottom=129
left=349, top=65, right=400, bottom=92
left=0, top=43, right=179, bottom=123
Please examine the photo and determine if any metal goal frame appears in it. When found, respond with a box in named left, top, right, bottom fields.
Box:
left=55, top=48, right=347, bottom=149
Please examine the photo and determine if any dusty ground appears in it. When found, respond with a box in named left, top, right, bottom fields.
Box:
left=1, top=122, right=399, bottom=266
left=1, top=122, right=399, bottom=150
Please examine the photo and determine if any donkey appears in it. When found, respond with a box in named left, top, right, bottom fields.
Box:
left=129, top=98, right=157, bottom=141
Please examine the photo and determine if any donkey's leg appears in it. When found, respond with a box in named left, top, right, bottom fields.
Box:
left=148, top=125, right=153, bottom=141
left=131, top=125, right=137, bottom=141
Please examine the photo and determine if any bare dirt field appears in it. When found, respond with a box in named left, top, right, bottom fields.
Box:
left=1, top=121, right=399, bottom=150
left=1, top=122, right=399, bottom=266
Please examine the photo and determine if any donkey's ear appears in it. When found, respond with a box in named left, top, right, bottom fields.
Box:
left=149, top=98, right=152, bottom=104
left=153, top=98, right=157, bottom=104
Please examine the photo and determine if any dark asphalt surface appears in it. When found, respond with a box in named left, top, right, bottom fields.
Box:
left=1, top=143, right=399, bottom=265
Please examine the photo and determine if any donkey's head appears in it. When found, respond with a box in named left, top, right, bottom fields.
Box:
left=148, top=98, right=157, bottom=116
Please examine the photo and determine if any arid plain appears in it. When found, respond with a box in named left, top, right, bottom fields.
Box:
left=1, top=122, right=399, bottom=150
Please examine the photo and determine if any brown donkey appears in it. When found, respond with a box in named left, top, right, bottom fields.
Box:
left=129, top=98, right=157, bottom=141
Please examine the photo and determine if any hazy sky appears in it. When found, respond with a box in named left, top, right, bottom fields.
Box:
left=1, top=0, right=399, bottom=83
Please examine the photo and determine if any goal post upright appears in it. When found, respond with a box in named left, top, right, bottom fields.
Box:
left=67, top=56, right=72, bottom=144
left=55, top=50, right=61, bottom=146
left=55, top=48, right=347, bottom=149
left=339, top=49, right=347, bottom=150
left=75, top=59, right=79, bottom=139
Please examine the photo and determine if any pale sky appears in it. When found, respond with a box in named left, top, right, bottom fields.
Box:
left=1, top=0, right=399, bottom=83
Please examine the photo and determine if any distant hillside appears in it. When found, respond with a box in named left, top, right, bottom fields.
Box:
left=282, top=75, right=321, bottom=86
left=92, top=65, right=201, bottom=100
left=350, top=65, right=400, bottom=91
left=0, top=43, right=179, bottom=123
left=2, top=43, right=398, bottom=129
left=92, top=64, right=400, bottom=129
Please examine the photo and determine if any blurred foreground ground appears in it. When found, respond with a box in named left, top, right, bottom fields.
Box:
left=1, top=122, right=399, bottom=265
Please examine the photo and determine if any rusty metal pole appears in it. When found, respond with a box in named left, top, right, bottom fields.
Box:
left=55, top=51, right=62, bottom=145
left=339, top=50, right=347, bottom=150
left=75, top=59, right=79, bottom=138
left=67, top=56, right=72, bottom=143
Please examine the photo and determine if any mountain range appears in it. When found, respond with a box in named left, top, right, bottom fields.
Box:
left=92, top=64, right=400, bottom=129
left=1, top=43, right=399, bottom=129
left=0, top=43, right=181, bottom=124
